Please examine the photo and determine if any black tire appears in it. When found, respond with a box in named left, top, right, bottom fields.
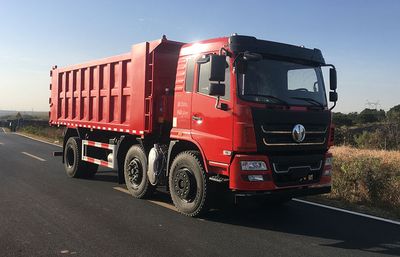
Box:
left=64, top=137, right=98, bottom=178
left=169, top=151, right=210, bottom=217
left=124, top=145, right=154, bottom=198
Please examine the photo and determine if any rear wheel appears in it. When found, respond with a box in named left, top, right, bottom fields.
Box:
left=64, top=137, right=98, bottom=178
left=124, top=145, right=154, bottom=198
left=169, top=151, right=210, bottom=217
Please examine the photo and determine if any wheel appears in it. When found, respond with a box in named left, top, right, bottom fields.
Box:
left=124, top=145, right=154, bottom=198
left=169, top=151, right=210, bottom=217
left=64, top=137, right=98, bottom=178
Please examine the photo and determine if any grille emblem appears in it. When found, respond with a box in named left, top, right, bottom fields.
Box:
left=292, top=124, right=306, bottom=143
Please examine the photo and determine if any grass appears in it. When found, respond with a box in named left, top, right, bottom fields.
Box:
left=18, top=125, right=63, bottom=145
left=304, top=146, right=400, bottom=221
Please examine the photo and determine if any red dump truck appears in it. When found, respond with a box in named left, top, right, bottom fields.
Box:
left=50, top=35, right=337, bottom=216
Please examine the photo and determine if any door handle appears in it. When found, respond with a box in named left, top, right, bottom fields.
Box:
left=192, top=115, right=203, bottom=122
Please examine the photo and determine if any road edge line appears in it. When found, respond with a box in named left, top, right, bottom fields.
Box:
left=14, top=133, right=62, bottom=148
left=293, top=198, right=400, bottom=226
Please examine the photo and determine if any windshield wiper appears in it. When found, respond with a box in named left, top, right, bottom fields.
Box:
left=243, top=94, right=290, bottom=107
left=290, top=97, right=324, bottom=109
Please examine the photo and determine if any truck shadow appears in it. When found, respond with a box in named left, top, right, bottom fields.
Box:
left=203, top=199, right=400, bottom=256
left=90, top=172, right=399, bottom=256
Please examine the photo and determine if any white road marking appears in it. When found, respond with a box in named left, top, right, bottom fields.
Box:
left=1, top=128, right=6, bottom=133
left=0, top=142, right=3, bottom=145
left=113, top=186, right=177, bottom=212
left=21, top=152, right=46, bottom=162
left=293, top=198, right=400, bottom=226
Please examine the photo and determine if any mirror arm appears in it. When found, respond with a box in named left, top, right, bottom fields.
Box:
left=329, top=101, right=337, bottom=111
left=219, top=47, right=232, bottom=57
left=323, top=63, right=337, bottom=110
left=323, top=64, right=336, bottom=70
left=215, top=96, right=221, bottom=109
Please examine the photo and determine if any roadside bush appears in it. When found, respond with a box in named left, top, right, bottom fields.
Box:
left=353, top=130, right=385, bottom=150
left=19, top=125, right=63, bottom=143
left=331, top=146, right=400, bottom=216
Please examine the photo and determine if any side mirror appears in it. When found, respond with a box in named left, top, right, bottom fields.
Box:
left=209, top=55, right=226, bottom=82
left=329, top=91, right=338, bottom=102
left=209, top=83, right=225, bottom=97
left=330, top=68, right=337, bottom=91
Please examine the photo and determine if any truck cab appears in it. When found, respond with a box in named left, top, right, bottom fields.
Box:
left=171, top=35, right=337, bottom=195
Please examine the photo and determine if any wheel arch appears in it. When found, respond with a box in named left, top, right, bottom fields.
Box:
left=62, top=128, right=80, bottom=163
left=166, top=139, right=208, bottom=178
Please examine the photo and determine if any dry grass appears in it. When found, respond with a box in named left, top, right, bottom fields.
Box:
left=19, top=125, right=63, bottom=145
left=331, top=146, right=400, bottom=167
left=323, top=146, right=400, bottom=219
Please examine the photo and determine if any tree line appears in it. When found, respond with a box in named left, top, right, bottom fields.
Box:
left=333, top=104, right=400, bottom=150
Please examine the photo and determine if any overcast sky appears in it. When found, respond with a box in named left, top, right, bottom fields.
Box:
left=0, top=0, right=399, bottom=113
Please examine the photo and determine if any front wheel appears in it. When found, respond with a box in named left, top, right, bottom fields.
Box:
left=169, top=151, right=210, bottom=217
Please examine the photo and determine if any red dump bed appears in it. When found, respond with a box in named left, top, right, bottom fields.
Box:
left=49, top=38, right=184, bottom=135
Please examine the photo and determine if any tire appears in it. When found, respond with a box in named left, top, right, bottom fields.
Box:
left=124, top=145, right=154, bottom=198
left=64, top=137, right=98, bottom=178
left=169, top=151, right=210, bottom=217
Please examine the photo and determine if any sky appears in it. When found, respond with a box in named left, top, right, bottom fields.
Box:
left=0, top=0, right=399, bottom=113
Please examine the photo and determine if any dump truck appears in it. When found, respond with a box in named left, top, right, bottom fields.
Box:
left=50, top=34, right=337, bottom=216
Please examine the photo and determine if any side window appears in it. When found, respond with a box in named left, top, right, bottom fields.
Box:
left=185, top=57, right=195, bottom=92
left=223, top=57, right=230, bottom=100
left=198, top=61, right=211, bottom=95
left=197, top=56, right=230, bottom=100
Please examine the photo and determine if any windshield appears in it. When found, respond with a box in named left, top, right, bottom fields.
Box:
left=237, top=58, right=327, bottom=107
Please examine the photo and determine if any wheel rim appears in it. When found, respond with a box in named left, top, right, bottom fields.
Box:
left=127, top=158, right=143, bottom=189
left=173, top=168, right=197, bottom=202
left=66, top=146, right=75, bottom=168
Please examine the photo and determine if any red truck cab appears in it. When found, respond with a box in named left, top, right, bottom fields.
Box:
left=170, top=35, right=336, bottom=194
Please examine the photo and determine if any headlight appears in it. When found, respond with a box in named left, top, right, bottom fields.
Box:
left=240, top=161, right=267, bottom=171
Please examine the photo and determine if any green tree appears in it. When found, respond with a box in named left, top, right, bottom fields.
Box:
left=357, top=108, right=386, bottom=123
left=387, top=104, right=400, bottom=123
left=333, top=112, right=354, bottom=127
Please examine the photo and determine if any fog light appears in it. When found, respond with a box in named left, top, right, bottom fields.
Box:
left=240, top=161, right=267, bottom=171
left=248, top=175, right=264, bottom=181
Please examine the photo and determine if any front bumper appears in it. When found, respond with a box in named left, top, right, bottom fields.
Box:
left=229, top=153, right=332, bottom=195
left=234, top=185, right=331, bottom=199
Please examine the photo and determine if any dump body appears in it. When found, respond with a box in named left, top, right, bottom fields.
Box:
left=49, top=39, right=184, bottom=136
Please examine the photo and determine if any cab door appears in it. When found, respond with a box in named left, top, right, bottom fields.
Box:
left=191, top=56, right=233, bottom=165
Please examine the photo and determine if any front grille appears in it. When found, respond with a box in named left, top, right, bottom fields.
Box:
left=270, top=154, right=324, bottom=187
left=261, top=124, right=327, bottom=146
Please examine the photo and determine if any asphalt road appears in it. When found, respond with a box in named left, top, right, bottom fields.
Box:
left=0, top=129, right=399, bottom=257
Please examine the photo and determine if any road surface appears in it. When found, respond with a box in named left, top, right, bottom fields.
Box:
left=0, top=129, right=399, bottom=257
